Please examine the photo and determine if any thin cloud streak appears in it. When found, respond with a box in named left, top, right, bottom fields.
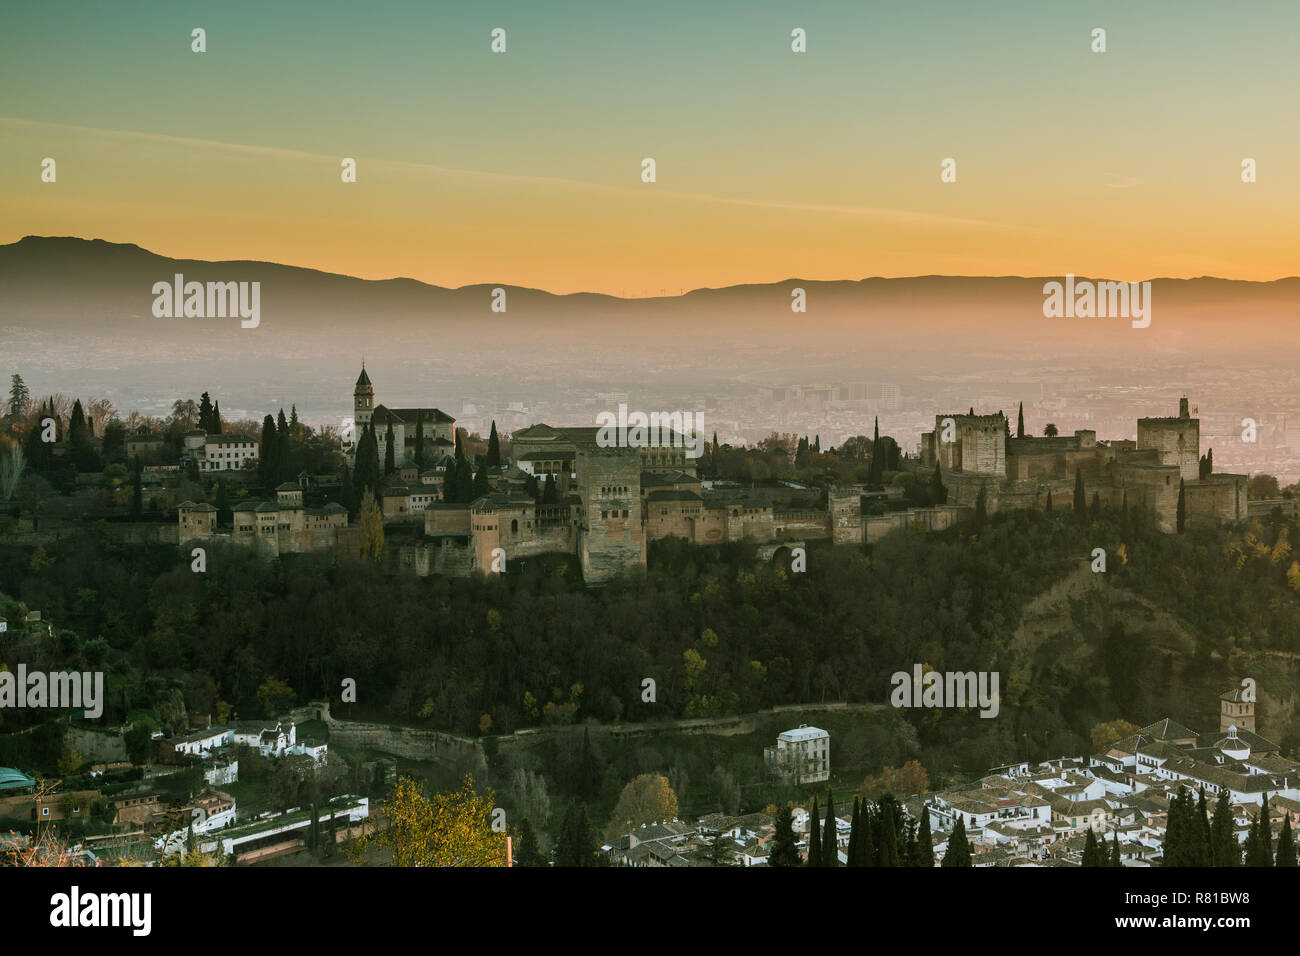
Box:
left=0, top=116, right=1042, bottom=235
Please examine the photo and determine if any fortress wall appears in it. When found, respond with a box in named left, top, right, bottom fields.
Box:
left=773, top=510, right=831, bottom=539
left=425, top=507, right=471, bottom=535
left=1118, top=463, right=1181, bottom=532
left=505, top=526, right=576, bottom=559
left=1186, top=475, right=1248, bottom=525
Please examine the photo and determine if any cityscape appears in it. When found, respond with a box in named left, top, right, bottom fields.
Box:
left=2, top=0, right=1297, bottom=940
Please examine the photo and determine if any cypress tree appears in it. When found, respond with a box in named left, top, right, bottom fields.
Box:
left=847, top=797, right=860, bottom=867
left=807, top=797, right=821, bottom=866
left=930, top=463, right=947, bottom=505
left=904, top=819, right=919, bottom=866
left=1110, top=829, right=1122, bottom=866
left=770, top=805, right=801, bottom=867
left=198, top=392, right=213, bottom=433
left=868, top=417, right=881, bottom=486
left=916, top=805, right=935, bottom=867
left=1194, top=790, right=1213, bottom=866
left=1245, top=794, right=1273, bottom=867
left=856, top=802, right=876, bottom=866
left=442, top=453, right=458, bottom=502
left=1276, top=815, right=1297, bottom=867
left=1177, top=478, right=1186, bottom=533
left=456, top=456, right=473, bottom=503
left=942, top=817, right=972, bottom=867
left=515, top=818, right=544, bottom=867
left=340, top=463, right=357, bottom=516
left=1045, top=489, right=1053, bottom=513
left=214, top=479, right=231, bottom=528
left=1082, top=827, right=1102, bottom=866
left=473, top=460, right=490, bottom=498
left=1016, top=401, right=1025, bottom=438
left=822, top=791, right=837, bottom=867
left=1211, top=789, right=1237, bottom=866
left=69, top=399, right=87, bottom=443
left=1164, top=789, right=1185, bottom=866
left=211, top=399, right=222, bottom=434
left=487, top=420, right=501, bottom=467
left=276, top=408, right=290, bottom=481
left=1074, top=468, right=1086, bottom=515
left=875, top=794, right=900, bottom=866
left=259, top=414, right=277, bottom=486
left=1091, top=491, right=1101, bottom=517
left=555, top=803, right=596, bottom=867
left=384, top=420, right=396, bottom=475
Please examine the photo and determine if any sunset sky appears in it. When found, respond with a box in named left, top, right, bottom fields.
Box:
left=2, top=0, right=1297, bottom=294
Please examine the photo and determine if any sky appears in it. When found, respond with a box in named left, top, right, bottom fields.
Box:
left=1, top=0, right=1297, bottom=294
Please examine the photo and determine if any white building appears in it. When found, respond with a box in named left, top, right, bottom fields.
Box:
left=201, top=434, right=259, bottom=472
left=765, top=725, right=830, bottom=784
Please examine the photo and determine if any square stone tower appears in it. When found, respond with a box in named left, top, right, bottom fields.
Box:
left=575, top=444, right=645, bottom=583
left=1136, top=397, right=1199, bottom=482
left=1219, top=686, right=1255, bottom=733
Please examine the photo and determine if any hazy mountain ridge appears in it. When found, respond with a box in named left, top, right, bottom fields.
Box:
left=3, top=236, right=1297, bottom=346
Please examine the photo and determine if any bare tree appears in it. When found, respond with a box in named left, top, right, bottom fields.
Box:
left=171, top=399, right=198, bottom=430
left=87, top=398, right=117, bottom=434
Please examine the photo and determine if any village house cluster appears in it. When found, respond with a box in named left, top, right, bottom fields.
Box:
left=921, top=689, right=1299, bottom=866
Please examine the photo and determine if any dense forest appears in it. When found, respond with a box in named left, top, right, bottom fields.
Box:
left=4, top=498, right=1300, bottom=784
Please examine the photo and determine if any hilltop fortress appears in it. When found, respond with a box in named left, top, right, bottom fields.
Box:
left=178, top=372, right=1248, bottom=583
left=918, top=397, right=1247, bottom=533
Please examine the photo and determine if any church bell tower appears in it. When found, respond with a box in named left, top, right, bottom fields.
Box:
left=354, top=364, right=374, bottom=431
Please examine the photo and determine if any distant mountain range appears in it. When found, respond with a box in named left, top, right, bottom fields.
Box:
left=2, top=235, right=1297, bottom=358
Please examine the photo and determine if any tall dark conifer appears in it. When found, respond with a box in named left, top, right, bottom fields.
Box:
left=1276, top=815, right=1297, bottom=867
left=276, top=408, right=290, bottom=481
left=1211, top=789, right=1237, bottom=867
left=847, top=797, right=861, bottom=867
left=868, top=417, right=881, bottom=486
left=821, top=791, right=837, bottom=867
left=930, top=463, right=947, bottom=505
left=198, top=392, right=213, bottom=433
left=487, top=420, right=501, bottom=467
left=807, top=797, right=821, bottom=866
left=258, top=414, right=278, bottom=486
left=916, top=806, right=934, bottom=867
left=770, top=805, right=801, bottom=867
left=942, top=817, right=972, bottom=867
left=1016, top=401, right=1025, bottom=438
